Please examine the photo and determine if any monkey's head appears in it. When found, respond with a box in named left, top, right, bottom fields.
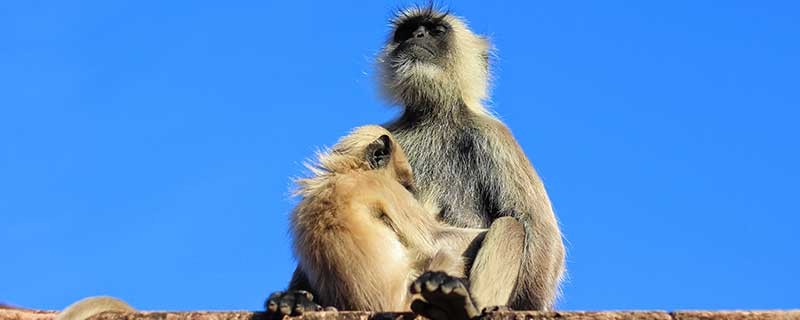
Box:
left=291, top=126, right=431, bottom=311
left=378, top=6, right=491, bottom=114
left=297, top=125, right=416, bottom=195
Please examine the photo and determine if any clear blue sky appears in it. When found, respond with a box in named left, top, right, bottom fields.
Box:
left=2, top=0, right=798, bottom=312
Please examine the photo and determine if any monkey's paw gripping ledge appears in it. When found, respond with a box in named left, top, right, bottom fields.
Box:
left=2, top=310, right=800, bottom=320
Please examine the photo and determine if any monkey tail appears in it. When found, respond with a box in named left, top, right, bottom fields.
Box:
left=55, top=296, right=135, bottom=320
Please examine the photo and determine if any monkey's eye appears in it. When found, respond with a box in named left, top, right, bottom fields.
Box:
left=378, top=212, right=397, bottom=231
left=393, top=25, right=415, bottom=43
left=431, top=24, right=448, bottom=36
left=401, top=181, right=416, bottom=194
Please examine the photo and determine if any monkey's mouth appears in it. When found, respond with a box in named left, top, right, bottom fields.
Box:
left=395, top=43, right=436, bottom=61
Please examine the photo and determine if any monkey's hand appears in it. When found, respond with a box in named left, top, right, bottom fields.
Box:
left=264, top=290, right=332, bottom=319
left=410, top=271, right=480, bottom=320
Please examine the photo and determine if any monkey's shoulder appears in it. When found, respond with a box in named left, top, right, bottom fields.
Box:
left=458, top=115, right=525, bottom=157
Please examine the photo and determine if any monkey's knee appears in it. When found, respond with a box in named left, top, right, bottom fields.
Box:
left=482, top=216, right=525, bottom=265
left=489, top=217, right=523, bottom=235
left=486, top=217, right=525, bottom=251
left=468, top=217, right=525, bottom=309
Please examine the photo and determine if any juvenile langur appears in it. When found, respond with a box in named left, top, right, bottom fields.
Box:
left=269, top=126, right=523, bottom=319
left=54, top=296, right=134, bottom=320
left=377, top=6, right=566, bottom=312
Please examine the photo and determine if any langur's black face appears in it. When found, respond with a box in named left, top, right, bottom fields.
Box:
left=390, top=14, right=452, bottom=65
left=380, top=8, right=490, bottom=108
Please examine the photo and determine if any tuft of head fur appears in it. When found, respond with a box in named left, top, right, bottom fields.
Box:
left=294, top=125, right=413, bottom=198
left=378, top=5, right=492, bottom=116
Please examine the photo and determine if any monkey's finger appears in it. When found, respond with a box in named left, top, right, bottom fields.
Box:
left=293, top=293, right=322, bottom=315
left=451, top=281, right=470, bottom=299
left=411, top=278, right=422, bottom=294
left=440, top=277, right=460, bottom=295
left=410, top=272, right=432, bottom=294
left=295, top=290, right=314, bottom=301
left=278, top=293, right=297, bottom=316
left=266, top=300, right=278, bottom=313
left=265, top=291, right=284, bottom=313
left=425, top=271, right=447, bottom=292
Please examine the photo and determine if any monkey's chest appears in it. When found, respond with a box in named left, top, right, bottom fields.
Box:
left=393, top=127, right=495, bottom=229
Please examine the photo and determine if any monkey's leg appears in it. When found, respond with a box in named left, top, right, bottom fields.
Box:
left=265, top=267, right=329, bottom=319
left=467, top=216, right=525, bottom=311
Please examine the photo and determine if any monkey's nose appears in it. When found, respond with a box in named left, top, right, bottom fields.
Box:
left=413, top=26, right=427, bottom=38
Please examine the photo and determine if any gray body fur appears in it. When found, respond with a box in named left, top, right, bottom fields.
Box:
left=379, top=7, right=566, bottom=310
left=386, top=102, right=564, bottom=310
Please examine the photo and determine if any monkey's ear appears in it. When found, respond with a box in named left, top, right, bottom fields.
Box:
left=366, top=135, right=393, bottom=169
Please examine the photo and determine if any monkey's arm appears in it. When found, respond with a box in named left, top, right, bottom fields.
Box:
left=474, top=123, right=565, bottom=311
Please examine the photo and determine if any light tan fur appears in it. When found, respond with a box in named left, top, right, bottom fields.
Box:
left=291, top=125, right=484, bottom=312
left=378, top=6, right=566, bottom=311
left=54, top=296, right=134, bottom=320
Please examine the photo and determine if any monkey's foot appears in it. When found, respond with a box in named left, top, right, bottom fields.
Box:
left=410, top=271, right=480, bottom=320
left=264, top=290, right=332, bottom=319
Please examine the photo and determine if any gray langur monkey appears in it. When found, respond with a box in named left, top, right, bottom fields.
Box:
left=268, top=125, right=524, bottom=320
left=377, top=6, right=566, bottom=312
left=266, top=4, right=564, bottom=317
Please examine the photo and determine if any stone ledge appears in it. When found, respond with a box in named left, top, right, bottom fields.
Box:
left=2, top=310, right=799, bottom=320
